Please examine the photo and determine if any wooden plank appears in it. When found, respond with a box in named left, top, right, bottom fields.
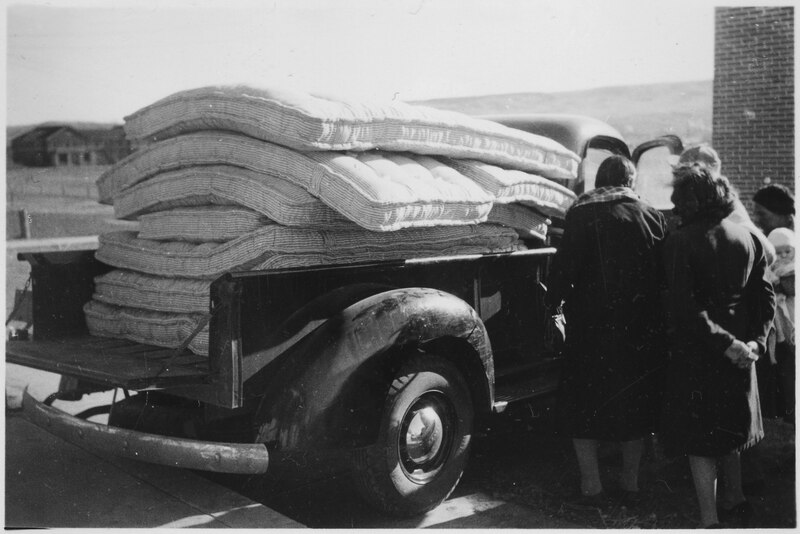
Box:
left=6, top=235, right=99, bottom=253
left=6, top=337, right=209, bottom=390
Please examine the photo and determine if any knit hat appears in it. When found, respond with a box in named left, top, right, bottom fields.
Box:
left=677, top=145, right=722, bottom=176
left=753, top=185, right=795, bottom=215
left=768, top=227, right=796, bottom=249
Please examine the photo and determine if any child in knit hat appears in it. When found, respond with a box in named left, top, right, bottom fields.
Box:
left=768, top=227, right=795, bottom=423
left=768, top=227, right=796, bottom=288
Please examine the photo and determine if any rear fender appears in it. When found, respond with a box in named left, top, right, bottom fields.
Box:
left=250, top=287, right=492, bottom=456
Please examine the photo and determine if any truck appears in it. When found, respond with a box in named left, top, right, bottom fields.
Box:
left=5, top=114, right=683, bottom=517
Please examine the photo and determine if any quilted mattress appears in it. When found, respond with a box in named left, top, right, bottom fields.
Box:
left=445, top=159, right=577, bottom=218
left=487, top=204, right=550, bottom=242
left=96, top=225, right=521, bottom=279
left=94, top=270, right=210, bottom=314
left=84, top=300, right=209, bottom=356
left=138, top=206, right=273, bottom=242
left=123, top=85, right=580, bottom=180
left=113, top=164, right=349, bottom=227
left=138, top=203, right=549, bottom=246
left=97, top=133, right=496, bottom=232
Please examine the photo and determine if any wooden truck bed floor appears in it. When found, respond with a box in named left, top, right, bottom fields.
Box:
left=6, top=336, right=209, bottom=390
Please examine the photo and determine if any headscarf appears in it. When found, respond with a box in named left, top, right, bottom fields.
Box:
left=571, top=186, right=639, bottom=209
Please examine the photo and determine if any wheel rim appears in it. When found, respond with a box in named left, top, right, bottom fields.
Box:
left=398, top=391, right=456, bottom=484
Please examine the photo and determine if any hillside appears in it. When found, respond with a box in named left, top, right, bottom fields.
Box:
left=6, top=81, right=712, bottom=151
left=415, top=80, right=712, bottom=149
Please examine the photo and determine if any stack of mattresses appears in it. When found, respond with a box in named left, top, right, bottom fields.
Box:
left=86, top=85, right=579, bottom=355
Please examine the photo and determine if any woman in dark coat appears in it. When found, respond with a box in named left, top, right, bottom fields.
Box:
left=660, top=166, right=774, bottom=528
left=547, top=155, right=667, bottom=504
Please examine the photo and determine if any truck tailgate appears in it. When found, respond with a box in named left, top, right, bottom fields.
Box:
left=6, top=336, right=209, bottom=390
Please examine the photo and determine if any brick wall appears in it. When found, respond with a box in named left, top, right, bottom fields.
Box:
left=712, top=6, right=794, bottom=211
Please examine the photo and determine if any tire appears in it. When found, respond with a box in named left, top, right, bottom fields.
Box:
left=352, top=354, right=474, bottom=517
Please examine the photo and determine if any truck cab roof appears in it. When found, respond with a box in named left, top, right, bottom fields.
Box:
left=482, top=113, right=630, bottom=160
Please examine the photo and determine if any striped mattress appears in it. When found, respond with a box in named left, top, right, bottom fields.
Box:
left=123, top=85, right=580, bottom=180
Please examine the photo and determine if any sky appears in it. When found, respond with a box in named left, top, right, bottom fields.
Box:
left=4, top=0, right=734, bottom=125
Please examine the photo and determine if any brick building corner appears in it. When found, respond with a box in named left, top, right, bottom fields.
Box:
left=713, top=6, right=794, bottom=210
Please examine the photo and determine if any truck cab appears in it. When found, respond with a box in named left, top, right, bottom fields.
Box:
left=6, top=113, right=684, bottom=517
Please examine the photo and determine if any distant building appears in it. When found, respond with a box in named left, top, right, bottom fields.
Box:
left=713, top=6, right=794, bottom=209
left=9, top=124, right=133, bottom=167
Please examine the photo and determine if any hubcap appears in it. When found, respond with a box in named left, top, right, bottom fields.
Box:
left=406, top=406, right=443, bottom=464
left=398, top=392, right=455, bottom=483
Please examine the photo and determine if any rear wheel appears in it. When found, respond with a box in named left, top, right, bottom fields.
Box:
left=352, top=354, right=473, bottom=516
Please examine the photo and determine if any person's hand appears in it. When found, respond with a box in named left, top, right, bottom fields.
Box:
left=724, top=340, right=758, bottom=369
left=724, top=341, right=752, bottom=369
left=746, top=341, right=761, bottom=359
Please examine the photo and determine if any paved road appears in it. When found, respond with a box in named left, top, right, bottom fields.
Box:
left=5, top=366, right=302, bottom=529
left=6, top=414, right=301, bottom=529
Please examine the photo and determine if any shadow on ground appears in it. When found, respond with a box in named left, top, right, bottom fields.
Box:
left=204, top=404, right=795, bottom=529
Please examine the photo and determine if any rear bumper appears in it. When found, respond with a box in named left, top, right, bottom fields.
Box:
left=21, top=389, right=269, bottom=475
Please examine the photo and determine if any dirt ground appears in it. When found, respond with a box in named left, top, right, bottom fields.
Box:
left=465, top=402, right=796, bottom=529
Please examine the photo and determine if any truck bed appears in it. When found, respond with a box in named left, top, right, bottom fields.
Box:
left=9, top=246, right=558, bottom=407
left=6, top=336, right=209, bottom=390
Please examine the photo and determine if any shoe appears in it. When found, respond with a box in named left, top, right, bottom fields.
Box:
left=613, top=489, right=643, bottom=508
left=564, top=491, right=610, bottom=511
left=705, top=523, right=725, bottom=529
left=717, top=500, right=754, bottom=527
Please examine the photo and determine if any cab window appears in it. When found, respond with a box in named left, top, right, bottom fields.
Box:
left=633, top=144, right=677, bottom=210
